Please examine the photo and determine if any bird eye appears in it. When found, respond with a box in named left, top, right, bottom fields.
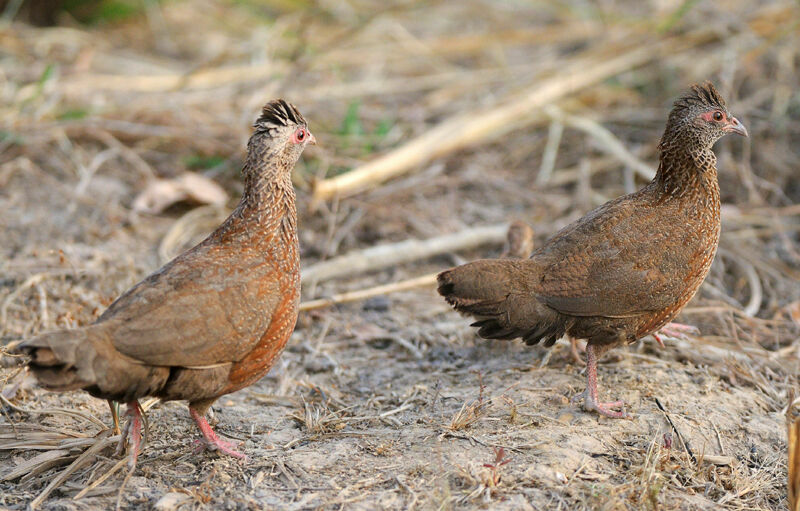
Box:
left=290, top=128, right=308, bottom=144
left=712, top=111, right=723, bottom=121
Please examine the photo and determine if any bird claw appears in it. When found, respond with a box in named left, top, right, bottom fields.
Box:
left=571, top=389, right=630, bottom=419
left=651, top=323, right=699, bottom=348
left=192, top=438, right=207, bottom=455
left=583, top=398, right=630, bottom=419
left=189, top=407, right=248, bottom=462
left=659, top=322, right=700, bottom=339
left=570, top=388, right=588, bottom=405
left=194, top=436, right=248, bottom=461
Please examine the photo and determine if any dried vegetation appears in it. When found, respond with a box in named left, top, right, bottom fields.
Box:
left=0, top=0, right=799, bottom=509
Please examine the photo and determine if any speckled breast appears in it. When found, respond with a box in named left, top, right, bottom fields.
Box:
left=636, top=203, right=721, bottom=340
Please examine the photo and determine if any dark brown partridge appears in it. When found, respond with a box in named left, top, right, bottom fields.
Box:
left=15, top=99, right=314, bottom=464
left=438, top=83, right=747, bottom=418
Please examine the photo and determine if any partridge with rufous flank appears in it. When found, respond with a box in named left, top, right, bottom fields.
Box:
left=438, top=82, right=747, bottom=418
left=15, top=99, right=314, bottom=465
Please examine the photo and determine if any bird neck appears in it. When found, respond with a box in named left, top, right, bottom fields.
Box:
left=225, top=152, right=299, bottom=249
left=653, top=140, right=720, bottom=209
left=245, top=172, right=295, bottom=223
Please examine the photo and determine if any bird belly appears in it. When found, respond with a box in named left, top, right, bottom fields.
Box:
left=568, top=316, right=635, bottom=348
left=156, top=364, right=233, bottom=402
left=222, top=283, right=300, bottom=395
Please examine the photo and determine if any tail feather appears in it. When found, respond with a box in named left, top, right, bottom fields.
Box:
left=16, top=329, right=96, bottom=391
left=14, top=327, right=170, bottom=401
left=437, top=259, right=566, bottom=346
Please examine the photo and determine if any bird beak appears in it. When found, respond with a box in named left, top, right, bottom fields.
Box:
left=724, top=116, right=748, bottom=137
left=308, top=132, right=317, bottom=145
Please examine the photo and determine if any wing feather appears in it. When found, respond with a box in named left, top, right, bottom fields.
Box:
left=533, top=193, right=693, bottom=318
left=98, top=243, right=283, bottom=367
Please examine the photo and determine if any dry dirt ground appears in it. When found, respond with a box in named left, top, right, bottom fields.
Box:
left=1, top=0, right=799, bottom=509
left=0, top=286, right=796, bottom=510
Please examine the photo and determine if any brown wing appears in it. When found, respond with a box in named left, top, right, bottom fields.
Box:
left=98, top=243, right=282, bottom=367
left=532, top=192, right=693, bottom=318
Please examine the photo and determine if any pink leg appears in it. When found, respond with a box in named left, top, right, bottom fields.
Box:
left=189, top=407, right=247, bottom=461
left=114, top=401, right=144, bottom=469
left=572, top=345, right=629, bottom=419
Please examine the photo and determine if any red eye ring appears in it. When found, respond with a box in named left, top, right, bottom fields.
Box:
left=291, top=127, right=307, bottom=144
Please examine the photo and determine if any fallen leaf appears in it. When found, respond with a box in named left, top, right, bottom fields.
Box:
left=133, top=173, right=227, bottom=214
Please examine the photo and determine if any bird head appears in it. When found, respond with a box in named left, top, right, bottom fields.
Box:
left=662, top=82, right=747, bottom=152
left=250, top=99, right=315, bottom=168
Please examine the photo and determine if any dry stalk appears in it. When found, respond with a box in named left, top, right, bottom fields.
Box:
left=29, top=430, right=116, bottom=510
left=301, top=223, right=508, bottom=285
left=300, top=273, right=436, bottom=311
left=445, top=400, right=489, bottom=432
left=311, top=30, right=717, bottom=201
left=445, top=374, right=490, bottom=432
left=291, top=400, right=344, bottom=435
left=543, top=105, right=655, bottom=181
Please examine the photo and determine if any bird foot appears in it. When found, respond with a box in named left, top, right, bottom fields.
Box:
left=570, top=389, right=630, bottom=419
left=189, top=407, right=248, bottom=462
left=659, top=322, right=699, bottom=339
left=193, top=436, right=248, bottom=460
left=571, top=389, right=631, bottom=419
left=584, top=399, right=629, bottom=419
left=651, top=323, right=700, bottom=348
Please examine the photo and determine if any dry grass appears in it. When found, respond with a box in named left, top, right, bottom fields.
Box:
left=0, top=0, right=799, bottom=509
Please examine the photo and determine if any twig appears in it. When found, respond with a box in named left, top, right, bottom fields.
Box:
left=395, top=475, right=418, bottom=511
left=667, top=336, right=769, bottom=364
left=544, top=105, right=655, bottom=181
left=73, top=457, right=128, bottom=500
left=384, top=336, right=424, bottom=360
left=115, top=463, right=135, bottom=511
left=30, top=430, right=116, bottom=510
left=718, top=248, right=763, bottom=317
left=35, top=283, right=48, bottom=330
left=711, top=421, right=725, bottom=455
left=535, top=119, right=564, bottom=184
left=1, top=449, right=74, bottom=481
left=86, top=128, right=156, bottom=180
left=300, top=273, right=437, bottom=311
left=276, top=459, right=299, bottom=490
left=0, top=394, right=107, bottom=429
left=654, top=397, right=695, bottom=464
left=301, top=223, right=508, bottom=285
